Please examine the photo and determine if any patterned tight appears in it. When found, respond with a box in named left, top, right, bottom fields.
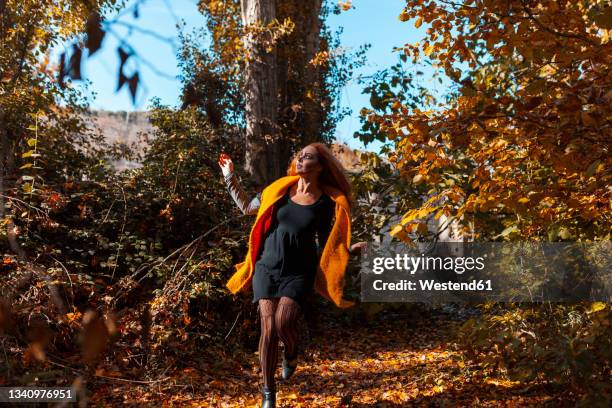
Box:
left=257, top=296, right=302, bottom=389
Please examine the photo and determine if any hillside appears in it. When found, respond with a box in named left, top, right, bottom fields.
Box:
left=85, top=110, right=368, bottom=172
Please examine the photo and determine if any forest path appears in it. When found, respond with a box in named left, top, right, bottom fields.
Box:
left=90, top=306, right=576, bottom=407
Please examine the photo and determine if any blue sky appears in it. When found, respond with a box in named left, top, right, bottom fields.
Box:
left=63, top=0, right=447, bottom=153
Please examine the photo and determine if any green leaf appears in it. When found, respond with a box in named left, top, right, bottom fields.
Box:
left=500, top=225, right=518, bottom=236
left=587, top=302, right=607, bottom=314
left=22, top=151, right=40, bottom=159
left=548, top=225, right=560, bottom=241
left=558, top=227, right=572, bottom=240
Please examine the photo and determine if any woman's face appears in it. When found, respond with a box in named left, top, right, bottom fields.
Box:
left=296, top=146, right=322, bottom=176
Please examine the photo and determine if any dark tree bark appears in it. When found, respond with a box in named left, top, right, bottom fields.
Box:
left=240, top=0, right=280, bottom=188
left=300, top=0, right=324, bottom=144
left=239, top=0, right=326, bottom=189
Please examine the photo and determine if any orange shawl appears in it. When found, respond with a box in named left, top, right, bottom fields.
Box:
left=225, top=175, right=355, bottom=308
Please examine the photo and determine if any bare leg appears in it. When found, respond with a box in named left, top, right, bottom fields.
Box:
left=258, top=298, right=280, bottom=389
left=275, top=296, right=302, bottom=360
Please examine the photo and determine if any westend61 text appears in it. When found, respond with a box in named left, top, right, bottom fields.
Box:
left=372, top=279, right=493, bottom=291
left=372, top=254, right=486, bottom=275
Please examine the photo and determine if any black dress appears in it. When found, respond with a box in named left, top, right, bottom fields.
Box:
left=252, top=190, right=335, bottom=309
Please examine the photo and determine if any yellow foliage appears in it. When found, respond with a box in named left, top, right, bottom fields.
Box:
left=373, top=0, right=611, bottom=241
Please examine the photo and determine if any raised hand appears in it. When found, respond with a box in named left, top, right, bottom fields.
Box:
left=218, top=152, right=234, bottom=176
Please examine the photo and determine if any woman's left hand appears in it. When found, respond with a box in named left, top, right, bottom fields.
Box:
left=350, top=242, right=368, bottom=255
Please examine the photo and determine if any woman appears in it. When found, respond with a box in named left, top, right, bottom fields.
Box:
left=218, top=143, right=366, bottom=408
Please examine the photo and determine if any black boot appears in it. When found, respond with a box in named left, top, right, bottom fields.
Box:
left=281, top=346, right=298, bottom=381
left=260, top=384, right=276, bottom=408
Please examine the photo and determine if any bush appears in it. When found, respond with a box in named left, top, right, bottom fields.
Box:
left=457, top=302, right=612, bottom=405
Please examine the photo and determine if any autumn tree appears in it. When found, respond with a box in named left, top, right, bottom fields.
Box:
left=0, top=0, right=257, bottom=383
left=189, top=0, right=367, bottom=187
left=0, top=0, right=127, bottom=259
left=357, top=0, right=611, bottom=243
left=354, top=1, right=612, bottom=397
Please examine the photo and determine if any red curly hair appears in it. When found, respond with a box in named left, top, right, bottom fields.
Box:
left=285, top=143, right=354, bottom=212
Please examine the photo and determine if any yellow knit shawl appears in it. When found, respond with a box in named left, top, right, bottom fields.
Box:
left=225, top=175, right=355, bottom=308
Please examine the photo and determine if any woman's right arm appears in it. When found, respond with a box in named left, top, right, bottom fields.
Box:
left=224, top=171, right=261, bottom=216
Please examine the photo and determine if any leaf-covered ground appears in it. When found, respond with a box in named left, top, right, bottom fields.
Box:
left=87, top=307, right=582, bottom=407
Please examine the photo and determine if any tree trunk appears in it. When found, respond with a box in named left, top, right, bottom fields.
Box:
left=239, top=0, right=329, bottom=189
left=240, top=0, right=280, bottom=188
left=301, top=0, right=323, bottom=144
